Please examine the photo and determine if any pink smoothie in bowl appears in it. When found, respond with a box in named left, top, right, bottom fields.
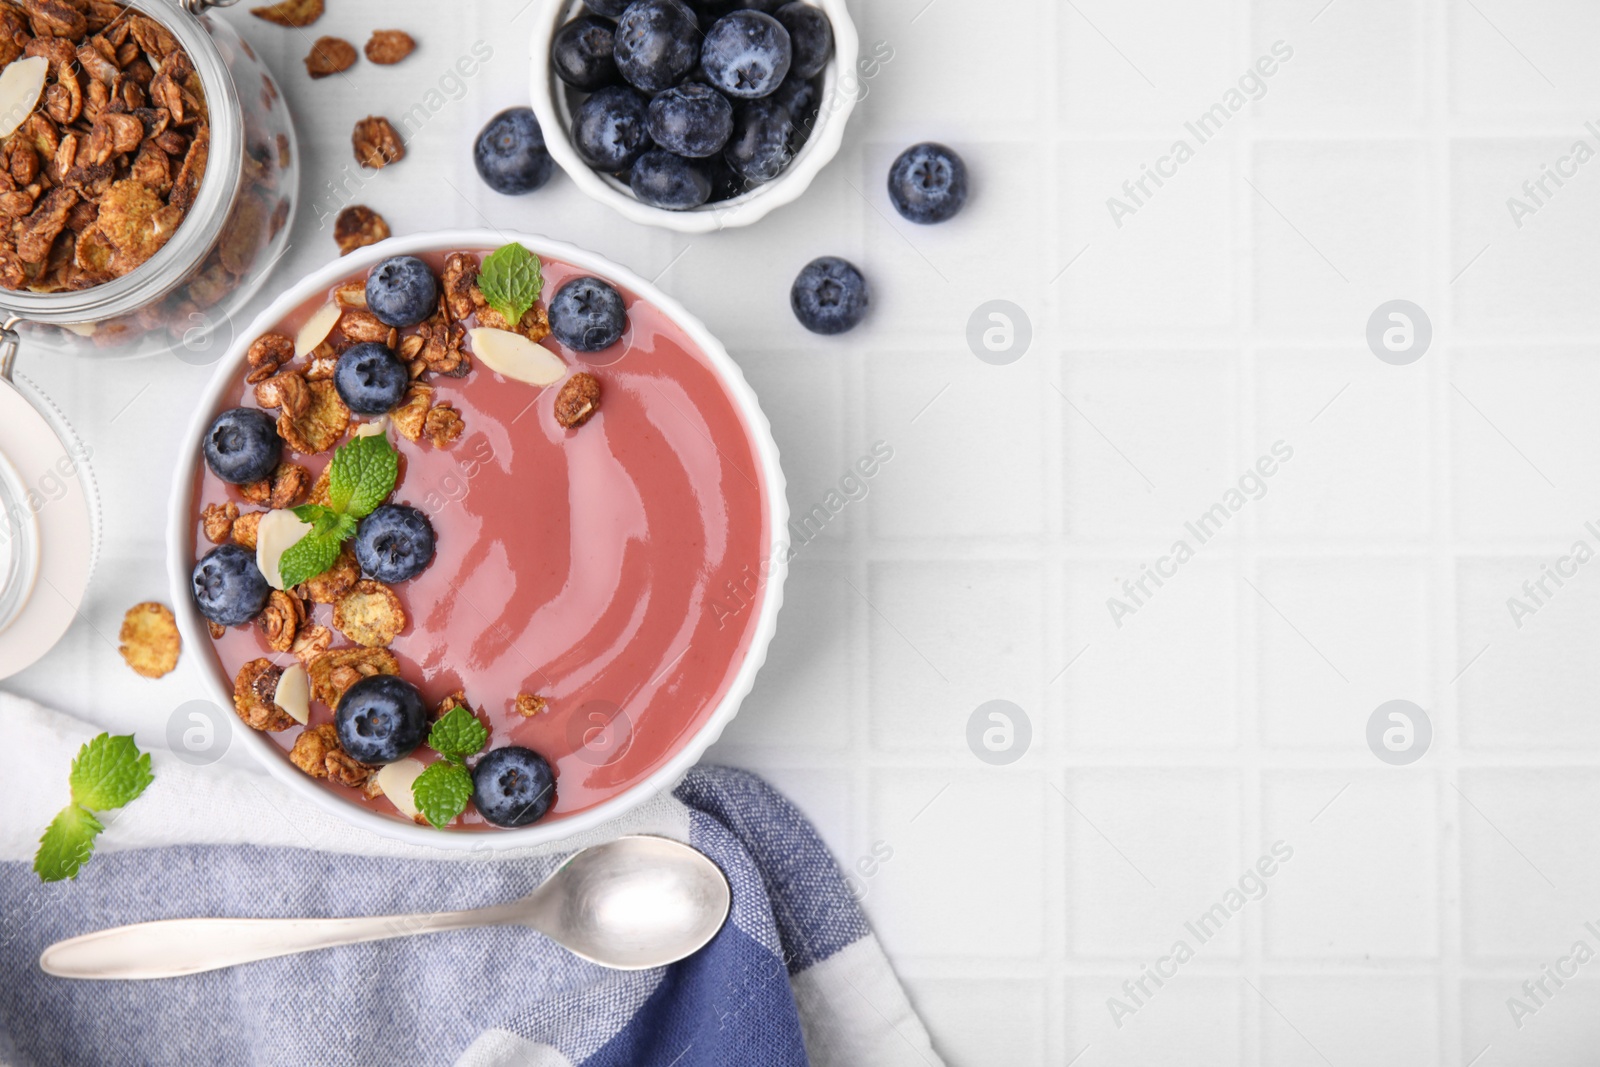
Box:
left=168, top=232, right=786, bottom=848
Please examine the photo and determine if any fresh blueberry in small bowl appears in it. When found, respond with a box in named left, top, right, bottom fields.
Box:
left=613, top=0, right=701, bottom=94
left=888, top=142, right=968, bottom=225
left=203, top=407, right=280, bottom=484
left=791, top=256, right=868, bottom=335
left=572, top=85, right=654, bottom=172
left=474, top=107, right=556, bottom=195
left=334, top=342, right=409, bottom=416
left=647, top=84, right=734, bottom=158
left=773, top=3, right=831, bottom=79
left=631, top=150, right=712, bottom=210
left=335, top=674, right=428, bottom=765
left=701, top=10, right=791, bottom=99
left=366, top=256, right=438, bottom=328
left=586, top=0, right=631, bottom=15
left=549, top=276, right=628, bottom=352
left=354, top=504, right=436, bottom=584
left=472, top=746, right=557, bottom=827
left=770, top=73, right=818, bottom=122
left=551, top=14, right=618, bottom=92
left=191, top=544, right=270, bottom=627
left=724, top=99, right=792, bottom=183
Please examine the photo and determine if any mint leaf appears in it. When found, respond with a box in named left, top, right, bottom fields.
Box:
left=427, top=705, right=489, bottom=763
left=68, top=733, right=153, bottom=811
left=413, top=761, right=473, bottom=829
left=292, top=503, right=346, bottom=538
left=278, top=529, right=344, bottom=590
left=477, top=244, right=543, bottom=327
left=34, top=805, right=103, bottom=882
left=328, top=432, right=399, bottom=518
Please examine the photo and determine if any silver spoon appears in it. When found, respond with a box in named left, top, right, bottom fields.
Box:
left=39, top=835, right=729, bottom=980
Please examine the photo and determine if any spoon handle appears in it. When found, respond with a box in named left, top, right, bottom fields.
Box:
left=39, top=906, right=512, bottom=980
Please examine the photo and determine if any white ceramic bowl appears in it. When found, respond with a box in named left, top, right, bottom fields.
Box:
left=167, top=229, right=788, bottom=850
left=529, top=0, right=860, bottom=233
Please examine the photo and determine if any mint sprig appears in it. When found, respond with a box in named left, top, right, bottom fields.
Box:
left=476, top=243, right=543, bottom=327
left=412, top=704, right=489, bottom=828
left=278, top=433, right=397, bottom=588
left=413, top=762, right=473, bottom=829
left=34, top=734, right=154, bottom=882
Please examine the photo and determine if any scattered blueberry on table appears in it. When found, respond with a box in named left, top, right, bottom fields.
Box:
left=549, top=0, right=832, bottom=209
left=791, top=256, right=868, bottom=335
left=203, top=407, right=282, bottom=485
left=366, top=255, right=439, bottom=328
left=335, top=675, right=429, bottom=765
left=473, top=746, right=558, bottom=827
left=474, top=107, right=557, bottom=195
left=334, top=342, right=410, bottom=416
left=192, top=544, right=272, bottom=627
left=354, top=505, right=438, bottom=584
left=888, top=142, right=969, bottom=224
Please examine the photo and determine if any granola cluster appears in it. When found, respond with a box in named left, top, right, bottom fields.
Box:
left=118, top=600, right=180, bottom=678
left=0, top=0, right=213, bottom=293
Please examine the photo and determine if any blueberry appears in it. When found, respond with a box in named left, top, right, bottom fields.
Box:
left=191, top=544, right=270, bottom=626
left=585, top=0, right=631, bottom=16
left=887, top=142, right=968, bottom=225
left=572, top=85, right=653, bottom=172
left=701, top=11, right=791, bottom=99
left=335, top=675, right=427, bottom=765
left=647, top=84, right=734, bottom=158
left=203, top=407, right=281, bottom=484
left=613, top=0, right=700, bottom=94
left=773, top=3, right=831, bottom=79
left=705, top=154, right=748, bottom=201
left=472, top=746, right=556, bottom=827
left=549, top=276, right=627, bottom=352
left=366, top=256, right=438, bottom=328
left=354, top=504, right=436, bottom=583
left=333, top=342, right=408, bottom=416
left=770, top=72, right=818, bottom=121
left=791, top=256, right=868, bottom=335
left=552, top=14, right=620, bottom=92
left=631, top=150, right=711, bottom=210
left=724, top=98, right=792, bottom=183
left=474, top=107, right=556, bottom=195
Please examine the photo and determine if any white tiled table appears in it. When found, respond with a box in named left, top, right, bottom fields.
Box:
left=7, top=0, right=1600, bottom=1062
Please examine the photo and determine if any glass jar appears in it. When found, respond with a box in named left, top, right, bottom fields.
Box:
left=0, top=0, right=299, bottom=359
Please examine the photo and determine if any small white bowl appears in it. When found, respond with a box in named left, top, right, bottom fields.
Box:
left=529, top=0, right=860, bottom=233
left=167, top=229, right=788, bottom=851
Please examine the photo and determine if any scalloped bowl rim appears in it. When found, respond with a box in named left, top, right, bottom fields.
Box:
left=166, top=229, right=788, bottom=851
left=528, top=0, right=861, bottom=234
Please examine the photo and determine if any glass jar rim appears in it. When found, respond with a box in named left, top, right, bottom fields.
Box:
left=0, top=0, right=243, bottom=325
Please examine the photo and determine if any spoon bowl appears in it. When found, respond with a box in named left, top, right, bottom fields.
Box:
left=39, top=836, right=730, bottom=980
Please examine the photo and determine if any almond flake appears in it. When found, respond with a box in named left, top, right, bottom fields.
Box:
left=274, top=663, right=310, bottom=725
left=468, top=327, right=565, bottom=386
left=373, top=757, right=426, bottom=821
left=0, top=56, right=48, bottom=139
left=295, top=301, right=340, bottom=357
left=256, top=507, right=312, bottom=591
